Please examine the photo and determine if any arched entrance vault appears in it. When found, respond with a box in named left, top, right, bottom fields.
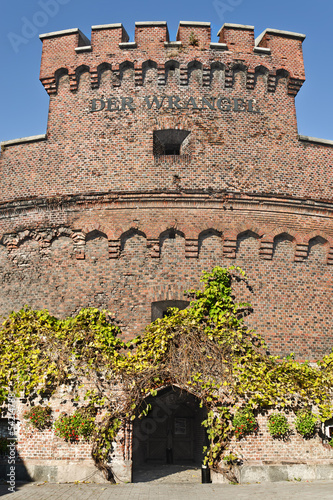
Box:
left=132, top=386, right=207, bottom=479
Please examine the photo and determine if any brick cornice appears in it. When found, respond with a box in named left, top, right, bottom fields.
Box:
left=1, top=190, right=333, bottom=222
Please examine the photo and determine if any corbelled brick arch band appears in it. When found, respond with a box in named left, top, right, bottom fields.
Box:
left=1, top=223, right=332, bottom=264
left=47, top=61, right=295, bottom=94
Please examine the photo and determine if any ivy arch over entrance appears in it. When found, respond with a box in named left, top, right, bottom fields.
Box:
left=132, top=386, right=207, bottom=476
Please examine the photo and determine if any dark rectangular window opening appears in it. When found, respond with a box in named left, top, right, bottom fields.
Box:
left=153, top=129, right=191, bottom=159
left=164, top=144, right=181, bottom=156
left=151, top=300, right=190, bottom=322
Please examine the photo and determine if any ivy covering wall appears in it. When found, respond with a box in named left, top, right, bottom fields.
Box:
left=0, top=266, right=333, bottom=481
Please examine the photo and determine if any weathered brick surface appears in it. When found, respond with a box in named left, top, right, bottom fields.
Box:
left=0, top=23, right=322, bottom=204
left=9, top=389, right=333, bottom=472
left=232, top=411, right=333, bottom=464
left=0, top=20, right=333, bottom=477
left=0, top=206, right=332, bottom=359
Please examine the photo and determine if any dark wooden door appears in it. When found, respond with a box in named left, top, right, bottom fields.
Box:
left=146, top=415, right=194, bottom=463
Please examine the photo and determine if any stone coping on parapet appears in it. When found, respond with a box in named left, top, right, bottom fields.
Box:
left=179, top=21, right=211, bottom=27
left=39, top=28, right=90, bottom=45
left=1, top=134, right=47, bottom=148
left=217, top=23, right=254, bottom=36
left=91, top=23, right=123, bottom=30
left=135, top=21, right=168, bottom=27
left=38, top=23, right=306, bottom=47
left=255, top=28, right=306, bottom=46
left=299, top=135, right=333, bottom=147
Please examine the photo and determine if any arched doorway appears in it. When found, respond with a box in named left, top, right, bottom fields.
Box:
left=132, top=386, right=207, bottom=482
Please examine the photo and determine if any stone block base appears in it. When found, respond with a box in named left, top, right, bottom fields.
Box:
left=0, top=460, right=108, bottom=484
left=211, top=464, right=333, bottom=484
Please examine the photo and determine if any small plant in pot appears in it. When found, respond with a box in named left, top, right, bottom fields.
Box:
left=268, top=413, right=290, bottom=438
left=23, top=405, right=52, bottom=431
left=53, top=406, right=96, bottom=442
left=295, top=410, right=317, bottom=438
left=233, top=408, right=257, bottom=439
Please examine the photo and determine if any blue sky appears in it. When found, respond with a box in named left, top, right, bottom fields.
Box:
left=1, top=0, right=332, bottom=142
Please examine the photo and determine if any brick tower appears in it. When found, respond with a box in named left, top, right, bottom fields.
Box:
left=1, top=20, right=333, bottom=483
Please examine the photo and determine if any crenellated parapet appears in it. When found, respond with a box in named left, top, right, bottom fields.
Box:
left=39, top=21, right=305, bottom=96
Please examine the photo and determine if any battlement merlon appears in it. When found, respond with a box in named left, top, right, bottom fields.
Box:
left=176, top=21, right=211, bottom=47
left=39, top=21, right=306, bottom=89
left=255, top=27, right=306, bottom=80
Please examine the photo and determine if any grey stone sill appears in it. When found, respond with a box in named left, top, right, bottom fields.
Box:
left=255, top=28, right=306, bottom=46
left=217, top=23, right=254, bottom=36
left=75, top=46, right=92, bottom=53
left=91, top=23, right=123, bottom=30
left=1, top=134, right=47, bottom=148
left=40, top=29, right=90, bottom=46
left=179, top=21, right=211, bottom=27
left=135, top=21, right=167, bottom=27
left=253, top=46, right=271, bottom=54
left=299, top=135, right=333, bottom=147
left=119, top=42, right=137, bottom=49
left=40, top=28, right=80, bottom=39
left=164, top=41, right=182, bottom=48
left=210, top=42, right=228, bottom=50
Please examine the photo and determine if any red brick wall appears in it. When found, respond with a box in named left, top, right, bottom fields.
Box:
left=0, top=22, right=332, bottom=362
left=14, top=398, right=128, bottom=478
left=13, top=396, right=333, bottom=469
left=231, top=411, right=333, bottom=464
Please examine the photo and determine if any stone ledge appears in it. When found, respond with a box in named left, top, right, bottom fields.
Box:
left=91, top=23, right=123, bottom=30
left=255, top=28, right=306, bottom=46
left=1, top=134, right=47, bottom=148
left=210, top=42, right=228, bottom=50
left=39, top=28, right=89, bottom=43
left=253, top=46, right=271, bottom=54
left=240, top=464, right=333, bottom=484
left=1, top=190, right=333, bottom=216
left=179, top=21, right=211, bottom=27
left=135, top=21, right=167, bottom=27
left=218, top=23, right=254, bottom=36
left=119, top=42, right=137, bottom=49
left=75, top=46, right=92, bottom=53
left=299, top=135, right=333, bottom=147
left=164, top=41, right=182, bottom=48
left=39, top=27, right=79, bottom=39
